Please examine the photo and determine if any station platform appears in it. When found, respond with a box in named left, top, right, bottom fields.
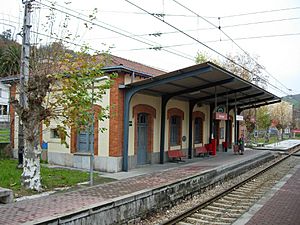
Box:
left=0, top=149, right=276, bottom=225
left=254, top=139, right=300, bottom=151
left=234, top=162, right=300, bottom=225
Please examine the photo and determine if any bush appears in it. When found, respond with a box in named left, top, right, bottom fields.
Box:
left=0, top=144, right=13, bottom=159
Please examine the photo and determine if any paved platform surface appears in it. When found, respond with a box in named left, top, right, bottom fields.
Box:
left=244, top=164, right=300, bottom=225
left=0, top=149, right=270, bottom=225
left=254, top=139, right=300, bottom=151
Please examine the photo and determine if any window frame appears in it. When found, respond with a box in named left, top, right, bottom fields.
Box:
left=170, top=115, right=181, bottom=146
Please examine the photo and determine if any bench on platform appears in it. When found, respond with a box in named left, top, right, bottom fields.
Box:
left=222, top=141, right=228, bottom=151
left=204, top=143, right=213, bottom=155
left=167, top=150, right=186, bottom=162
left=0, top=187, right=13, bottom=204
left=195, top=146, right=209, bottom=157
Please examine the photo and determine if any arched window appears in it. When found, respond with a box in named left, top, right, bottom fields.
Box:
left=194, top=117, right=203, bottom=144
left=170, top=115, right=181, bottom=146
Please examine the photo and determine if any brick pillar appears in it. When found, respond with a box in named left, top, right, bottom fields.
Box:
left=9, top=83, right=16, bottom=148
left=109, top=75, right=124, bottom=157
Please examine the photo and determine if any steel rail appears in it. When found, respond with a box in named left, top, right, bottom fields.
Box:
left=161, top=145, right=300, bottom=225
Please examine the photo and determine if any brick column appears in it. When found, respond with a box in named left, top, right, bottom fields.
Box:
left=109, top=75, right=124, bottom=157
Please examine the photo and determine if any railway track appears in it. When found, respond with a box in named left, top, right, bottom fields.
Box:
left=161, top=147, right=300, bottom=225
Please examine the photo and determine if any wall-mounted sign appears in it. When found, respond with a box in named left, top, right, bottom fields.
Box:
left=214, top=112, right=228, bottom=120
left=236, top=115, right=244, bottom=121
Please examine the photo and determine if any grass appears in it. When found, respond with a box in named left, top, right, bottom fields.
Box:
left=0, top=159, right=115, bottom=197
left=0, top=129, right=10, bottom=143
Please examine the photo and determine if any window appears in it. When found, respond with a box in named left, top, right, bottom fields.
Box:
left=194, top=118, right=203, bottom=144
left=220, top=127, right=225, bottom=139
left=50, top=129, right=60, bottom=139
left=0, top=105, right=8, bottom=115
left=170, top=116, right=180, bottom=146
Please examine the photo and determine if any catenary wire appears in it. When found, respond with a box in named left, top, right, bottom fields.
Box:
left=37, top=0, right=195, bottom=61
left=172, top=0, right=294, bottom=96
left=124, top=0, right=294, bottom=96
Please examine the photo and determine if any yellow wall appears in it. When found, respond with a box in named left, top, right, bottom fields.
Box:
left=193, top=104, right=210, bottom=146
left=97, top=89, right=110, bottom=156
left=165, top=99, right=189, bottom=150
left=43, top=80, right=111, bottom=156
left=129, top=96, right=213, bottom=154
left=129, top=93, right=161, bottom=155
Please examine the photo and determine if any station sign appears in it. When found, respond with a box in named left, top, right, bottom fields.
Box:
left=236, top=115, right=244, bottom=121
left=214, top=112, right=228, bottom=120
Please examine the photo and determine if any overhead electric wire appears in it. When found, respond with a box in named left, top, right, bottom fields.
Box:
left=11, top=0, right=297, bottom=96
left=84, top=16, right=300, bottom=41
left=172, top=0, right=296, bottom=96
left=124, top=0, right=293, bottom=96
left=36, top=0, right=195, bottom=61
left=114, top=32, right=300, bottom=52
left=79, top=6, right=300, bottom=19
left=220, top=6, right=300, bottom=18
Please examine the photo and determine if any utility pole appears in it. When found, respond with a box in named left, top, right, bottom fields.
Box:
left=18, top=0, right=32, bottom=167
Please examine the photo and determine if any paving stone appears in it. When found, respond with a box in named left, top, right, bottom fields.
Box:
left=246, top=167, right=300, bottom=225
left=0, top=150, right=274, bottom=225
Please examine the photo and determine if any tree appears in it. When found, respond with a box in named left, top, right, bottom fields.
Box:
left=195, top=51, right=268, bottom=87
left=269, top=101, right=293, bottom=130
left=11, top=45, right=114, bottom=191
left=9, top=0, right=105, bottom=191
left=0, top=29, right=13, bottom=40
left=195, top=51, right=220, bottom=65
left=256, top=106, right=271, bottom=130
left=0, top=44, right=21, bottom=76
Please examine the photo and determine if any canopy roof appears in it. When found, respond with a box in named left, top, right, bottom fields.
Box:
left=123, top=62, right=281, bottom=110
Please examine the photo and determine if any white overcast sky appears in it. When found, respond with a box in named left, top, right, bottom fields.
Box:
left=1, top=0, right=300, bottom=97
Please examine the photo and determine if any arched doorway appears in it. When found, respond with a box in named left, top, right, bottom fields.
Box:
left=137, top=113, right=148, bottom=165
left=133, top=104, right=156, bottom=165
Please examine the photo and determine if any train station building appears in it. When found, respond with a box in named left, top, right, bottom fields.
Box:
left=7, top=55, right=280, bottom=172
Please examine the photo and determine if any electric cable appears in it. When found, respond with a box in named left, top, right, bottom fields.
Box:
left=124, top=0, right=295, bottom=96
left=38, top=0, right=194, bottom=61
left=172, top=0, right=294, bottom=95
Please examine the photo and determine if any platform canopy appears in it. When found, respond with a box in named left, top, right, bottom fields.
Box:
left=122, top=62, right=281, bottom=110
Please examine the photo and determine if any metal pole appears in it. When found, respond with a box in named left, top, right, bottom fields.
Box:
left=89, top=81, right=94, bottom=186
left=18, top=0, right=32, bottom=167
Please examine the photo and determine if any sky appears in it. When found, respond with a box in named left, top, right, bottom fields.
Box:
left=1, top=0, right=300, bottom=97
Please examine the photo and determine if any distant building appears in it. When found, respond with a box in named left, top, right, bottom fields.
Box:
left=0, top=81, right=10, bottom=128
left=282, top=94, right=300, bottom=129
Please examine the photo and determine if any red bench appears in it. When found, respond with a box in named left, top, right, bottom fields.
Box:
left=222, top=141, right=228, bottom=151
left=195, top=146, right=208, bottom=157
left=204, top=143, right=213, bottom=155
left=167, top=150, right=186, bottom=162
